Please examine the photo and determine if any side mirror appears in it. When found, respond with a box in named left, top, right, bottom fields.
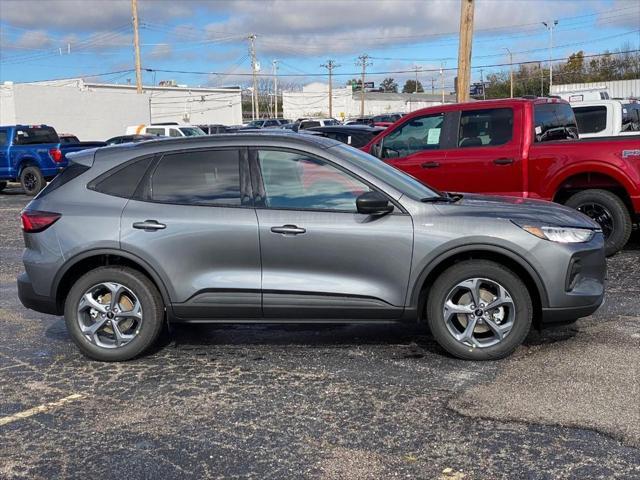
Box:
left=371, top=142, right=382, bottom=158
left=356, top=191, right=394, bottom=215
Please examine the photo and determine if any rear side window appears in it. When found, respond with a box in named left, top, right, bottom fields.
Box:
left=91, top=156, right=154, bottom=198
left=146, top=128, right=165, bottom=136
left=300, top=121, right=320, bottom=129
left=573, top=106, right=607, bottom=134
left=458, top=108, right=513, bottom=147
left=534, top=103, right=579, bottom=142
left=13, top=126, right=59, bottom=145
left=150, top=149, right=244, bottom=206
left=37, top=163, right=90, bottom=198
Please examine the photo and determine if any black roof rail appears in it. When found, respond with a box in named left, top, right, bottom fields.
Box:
left=152, top=122, right=179, bottom=126
left=521, top=95, right=538, bottom=99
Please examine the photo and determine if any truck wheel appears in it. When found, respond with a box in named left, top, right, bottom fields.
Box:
left=565, top=189, right=631, bottom=257
left=0, top=181, right=6, bottom=192
left=426, top=260, right=532, bottom=361
left=20, top=166, right=45, bottom=196
left=64, top=266, right=165, bottom=362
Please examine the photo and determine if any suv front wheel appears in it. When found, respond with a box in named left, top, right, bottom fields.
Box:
left=64, top=266, right=165, bottom=361
left=426, top=260, right=532, bottom=360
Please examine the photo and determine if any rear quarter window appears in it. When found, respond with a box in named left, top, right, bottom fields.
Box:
left=573, top=106, right=607, bottom=134
left=534, top=103, right=579, bottom=142
left=89, top=156, right=154, bottom=199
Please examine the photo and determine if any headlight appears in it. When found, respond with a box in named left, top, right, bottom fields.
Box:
left=519, top=225, right=596, bottom=243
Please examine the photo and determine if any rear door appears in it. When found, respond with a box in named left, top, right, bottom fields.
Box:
left=441, top=106, right=523, bottom=196
left=120, top=147, right=262, bottom=319
left=251, top=147, right=413, bottom=320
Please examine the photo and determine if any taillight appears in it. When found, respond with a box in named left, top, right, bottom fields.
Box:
left=21, top=210, right=61, bottom=233
left=49, top=148, right=63, bottom=163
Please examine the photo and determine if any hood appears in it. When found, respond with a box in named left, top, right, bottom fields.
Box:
left=440, top=193, right=599, bottom=229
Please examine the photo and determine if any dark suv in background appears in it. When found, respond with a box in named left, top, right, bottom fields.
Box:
left=18, top=133, right=605, bottom=362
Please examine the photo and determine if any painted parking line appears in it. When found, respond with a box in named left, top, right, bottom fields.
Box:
left=0, top=393, right=85, bottom=426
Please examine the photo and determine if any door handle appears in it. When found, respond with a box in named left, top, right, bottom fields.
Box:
left=270, top=224, right=306, bottom=235
left=493, top=157, right=514, bottom=165
left=133, top=220, right=166, bottom=231
left=421, top=161, right=440, bottom=169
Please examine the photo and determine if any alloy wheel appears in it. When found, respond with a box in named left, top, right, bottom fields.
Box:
left=77, top=282, right=143, bottom=348
left=576, top=202, right=614, bottom=239
left=443, top=277, right=515, bottom=349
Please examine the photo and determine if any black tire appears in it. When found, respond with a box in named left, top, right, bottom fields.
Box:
left=0, top=180, right=6, bottom=192
left=564, top=189, right=631, bottom=257
left=64, top=266, right=165, bottom=361
left=20, top=166, right=45, bottom=196
left=426, top=260, right=533, bottom=361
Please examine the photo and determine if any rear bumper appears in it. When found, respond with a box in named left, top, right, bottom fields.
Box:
left=17, top=272, right=60, bottom=315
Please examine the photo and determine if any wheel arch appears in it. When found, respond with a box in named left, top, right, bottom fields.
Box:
left=411, top=245, right=547, bottom=327
left=53, top=249, right=172, bottom=314
left=17, top=156, right=40, bottom=175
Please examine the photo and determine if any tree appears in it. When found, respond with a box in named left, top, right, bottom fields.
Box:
left=402, top=79, right=424, bottom=93
left=381, top=77, right=398, bottom=93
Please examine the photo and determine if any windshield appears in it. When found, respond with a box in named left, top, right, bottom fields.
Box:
left=329, top=143, right=440, bottom=200
left=14, top=126, right=60, bottom=145
left=179, top=127, right=205, bottom=136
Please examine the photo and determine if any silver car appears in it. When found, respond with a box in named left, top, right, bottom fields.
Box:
left=17, top=133, right=606, bottom=361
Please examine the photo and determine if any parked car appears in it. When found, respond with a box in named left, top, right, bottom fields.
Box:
left=298, top=118, right=341, bottom=130
left=241, top=119, right=284, bottom=129
left=362, top=97, right=640, bottom=255
left=371, top=113, right=403, bottom=128
left=0, top=124, right=104, bottom=195
left=106, top=135, right=164, bottom=145
left=125, top=123, right=206, bottom=137
left=18, top=132, right=605, bottom=362
left=59, top=134, right=81, bottom=144
left=307, top=125, right=386, bottom=148
left=197, top=124, right=230, bottom=135
left=345, top=117, right=375, bottom=126
left=571, top=100, right=640, bottom=138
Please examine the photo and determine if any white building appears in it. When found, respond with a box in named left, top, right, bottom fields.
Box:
left=0, top=79, right=243, bottom=140
left=551, top=79, right=639, bottom=100
left=282, top=82, right=455, bottom=120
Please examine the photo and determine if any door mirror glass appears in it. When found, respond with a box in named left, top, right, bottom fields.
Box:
left=356, top=191, right=394, bottom=215
left=371, top=142, right=382, bottom=158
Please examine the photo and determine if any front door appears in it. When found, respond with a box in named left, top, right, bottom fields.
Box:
left=120, top=147, right=262, bottom=319
left=251, top=148, right=414, bottom=320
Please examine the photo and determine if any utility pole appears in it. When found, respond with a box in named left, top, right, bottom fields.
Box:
left=430, top=77, right=436, bottom=95
left=480, top=68, right=485, bottom=100
left=440, top=63, right=445, bottom=103
left=321, top=60, right=339, bottom=118
left=539, top=61, right=544, bottom=96
left=456, top=0, right=475, bottom=102
left=504, top=47, right=513, bottom=98
left=413, top=65, right=423, bottom=93
left=356, top=54, right=371, bottom=117
left=543, top=20, right=558, bottom=92
left=248, top=34, right=258, bottom=120
left=272, top=59, right=278, bottom=118
left=131, top=0, right=142, bottom=93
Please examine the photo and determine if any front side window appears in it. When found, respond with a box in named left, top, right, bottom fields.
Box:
left=0, top=130, right=8, bottom=146
left=256, top=149, right=370, bottom=212
left=458, top=108, right=513, bottom=147
left=151, top=149, right=244, bottom=206
left=622, top=104, right=640, bottom=132
left=534, top=103, right=579, bottom=142
left=573, top=106, right=607, bottom=134
left=169, top=128, right=182, bottom=137
left=381, top=113, right=444, bottom=158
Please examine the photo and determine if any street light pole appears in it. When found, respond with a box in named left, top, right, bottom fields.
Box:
left=504, top=47, right=513, bottom=98
left=542, top=20, right=558, bottom=93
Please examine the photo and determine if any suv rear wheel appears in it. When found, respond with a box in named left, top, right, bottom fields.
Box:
left=64, top=266, right=164, bottom=361
left=426, top=260, right=532, bottom=360
left=564, top=189, right=631, bottom=257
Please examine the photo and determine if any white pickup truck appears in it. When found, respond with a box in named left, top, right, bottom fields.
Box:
left=571, top=99, right=640, bottom=138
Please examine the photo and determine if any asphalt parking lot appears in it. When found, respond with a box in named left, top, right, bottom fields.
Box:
left=1, top=184, right=639, bottom=480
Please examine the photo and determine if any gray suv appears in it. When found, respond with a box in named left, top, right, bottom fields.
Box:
left=17, top=133, right=606, bottom=361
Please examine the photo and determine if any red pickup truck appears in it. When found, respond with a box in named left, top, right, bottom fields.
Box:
left=363, top=97, right=640, bottom=255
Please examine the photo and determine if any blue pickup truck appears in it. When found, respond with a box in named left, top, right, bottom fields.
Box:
left=0, top=125, right=105, bottom=195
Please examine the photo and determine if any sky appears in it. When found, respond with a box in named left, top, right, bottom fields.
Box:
left=0, top=0, right=639, bottom=92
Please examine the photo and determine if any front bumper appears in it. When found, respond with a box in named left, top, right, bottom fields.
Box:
left=17, top=272, right=60, bottom=315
